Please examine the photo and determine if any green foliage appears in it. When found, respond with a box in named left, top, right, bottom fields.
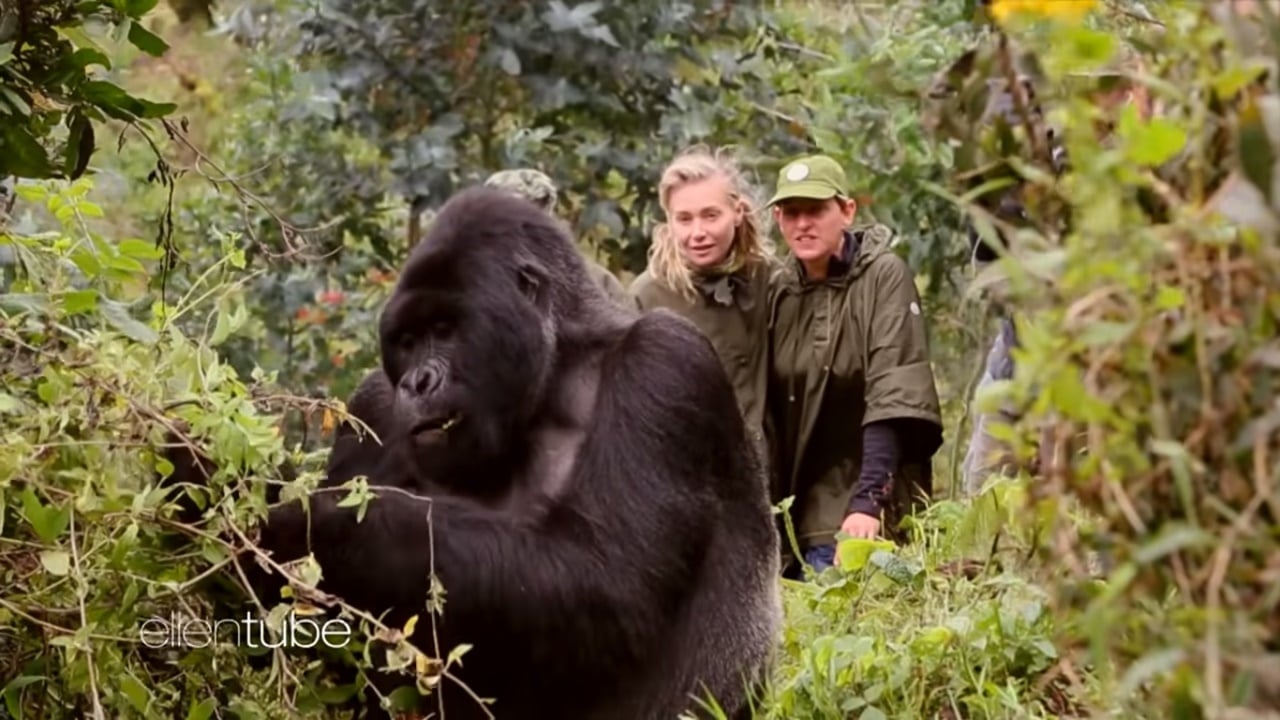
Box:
left=933, top=2, right=1280, bottom=716
left=0, top=1, right=176, bottom=180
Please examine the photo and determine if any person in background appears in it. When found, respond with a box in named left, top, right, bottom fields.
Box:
left=959, top=47, right=1156, bottom=495
left=629, top=145, right=778, bottom=460
left=765, top=154, right=944, bottom=577
left=484, top=168, right=633, bottom=307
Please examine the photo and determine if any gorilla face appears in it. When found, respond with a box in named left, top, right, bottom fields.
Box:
left=378, top=240, right=557, bottom=482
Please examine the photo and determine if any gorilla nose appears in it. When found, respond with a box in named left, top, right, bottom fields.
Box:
left=403, top=366, right=442, bottom=397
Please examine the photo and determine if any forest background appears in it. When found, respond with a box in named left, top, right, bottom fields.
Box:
left=1, top=0, right=1278, bottom=718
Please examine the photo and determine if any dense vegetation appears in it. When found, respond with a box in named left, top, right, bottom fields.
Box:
left=1, top=0, right=1277, bottom=717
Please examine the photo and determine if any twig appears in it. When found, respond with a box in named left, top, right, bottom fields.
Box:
left=68, top=511, right=105, bottom=720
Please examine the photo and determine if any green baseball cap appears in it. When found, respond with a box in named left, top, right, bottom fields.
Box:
left=767, top=154, right=849, bottom=206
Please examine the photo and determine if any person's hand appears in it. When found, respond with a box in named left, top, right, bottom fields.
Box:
left=840, top=512, right=881, bottom=540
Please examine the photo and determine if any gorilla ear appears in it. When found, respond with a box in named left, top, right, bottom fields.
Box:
left=515, top=258, right=548, bottom=308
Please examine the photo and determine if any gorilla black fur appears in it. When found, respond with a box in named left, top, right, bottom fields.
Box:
left=214, top=187, right=781, bottom=718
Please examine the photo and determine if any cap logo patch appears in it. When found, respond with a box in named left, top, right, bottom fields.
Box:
left=785, top=163, right=809, bottom=181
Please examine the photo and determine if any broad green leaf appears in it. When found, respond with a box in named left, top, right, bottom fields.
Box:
left=61, top=289, right=98, bottom=315
left=1237, top=97, right=1275, bottom=202
left=869, top=549, right=921, bottom=586
left=186, top=697, right=216, bottom=720
left=0, top=86, right=30, bottom=116
left=835, top=537, right=896, bottom=572
left=69, top=248, right=103, bottom=278
left=1133, top=524, right=1212, bottom=564
left=39, top=550, right=71, bottom=576
left=0, top=41, right=13, bottom=65
left=56, top=25, right=106, bottom=55
left=63, top=112, right=95, bottom=180
left=0, top=124, right=53, bottom=178
left=127, top=21, right=169, bottom=56
left=0, top=393, right=21, bottom=413
left=127, top=0, right=162, bottom=16
left=1119, top=108, right=1188, bottom=167
left=99, top=298, right=158, bottom=344
left=118, top=238, right=165, bottom=260
left=81, top=80, right=176, bottom=121
left=1154, top=285, right=1185, bottom=310
left=119, top=673, right=152, bottom=714
left=20, top=488, right=71, bottom=544
left=1076, top=320, right=1136, bottom=347
left=68, top=47, right=111, bottom=70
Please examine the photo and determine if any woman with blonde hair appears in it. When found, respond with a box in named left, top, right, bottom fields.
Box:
left=630, top=145, right=778, bottom=453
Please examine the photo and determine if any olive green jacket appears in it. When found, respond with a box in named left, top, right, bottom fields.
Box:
left=629, top=258, right=778, bottom=449
left=767, top=224, right=943, bottom=548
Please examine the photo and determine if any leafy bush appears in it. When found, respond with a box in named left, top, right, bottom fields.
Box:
left=930, top=1, right=1280, bottom=715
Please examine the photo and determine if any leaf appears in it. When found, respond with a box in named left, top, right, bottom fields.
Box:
left=2, top=675, right=43, bottom=718
left=127, top=0, right=162, bottom=15
left=835, top=537, right=896, bottom=571
left=1237, top=96, right=1274, bottom=203
left=99, top=298, right=158, bottom=344
left=186, top=697, right=216, bottom=720
left=1119, top=107, right=1187, bottom=167
left=127, top=21, right=169, bottom=56
left=119, top=673, right=152, bottom=714
left=20, top=488, right=70, bottom=544
left=39, top=550, right=71, bottom=576
left=0, top=86, right=31, bottom=116
left=869, top=549, right=921, bottom=586
left=1154, top=285, right=1185, bottom=310
left=446, top=643, right=472, bottom=666
left=1076, top=320, right=1135, bottom=347
left=315, top=685, right=357, bottom=705
left=63, top=112, right=95, bottom=180
left=1132, top=524, right=1212, bottom=564
left=57, top=25, right=106, bottom=55
left=69, top=47, right=111, bottom=70
left=861, top=707, right=888, bottom=720
left=0, top=42, right=13, bottom=65
left=118, top=238, right=165, bottom=260
left=81, top=80, right=176, bottom=121
left=62, top=289, right=98, bottom=315
left=0, top=124, right=54, bottom=178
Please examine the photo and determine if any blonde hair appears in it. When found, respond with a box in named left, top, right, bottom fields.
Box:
left=647, top=145, right=773, bottom=300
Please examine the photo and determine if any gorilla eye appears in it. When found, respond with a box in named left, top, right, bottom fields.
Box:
left=431, top=319, right=453, bottom=337
left=396, top=333, right=415, bottom=353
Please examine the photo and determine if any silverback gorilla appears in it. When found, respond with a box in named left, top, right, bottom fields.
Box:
left=236, top=187, right=782, bottom=719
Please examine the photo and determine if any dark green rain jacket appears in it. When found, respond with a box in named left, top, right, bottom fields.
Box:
left=630, top=258, right=778, bottom=452
left=767, top=224, right=943, bottom=548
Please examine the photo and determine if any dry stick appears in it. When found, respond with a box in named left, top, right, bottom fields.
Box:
left=217, top=493, right=491, bottom=716
left=0, top=598, right=137, bottom=644
left=67, top=511, right=105, bottom=719
left=1204, top=455, right=1271, bottom=715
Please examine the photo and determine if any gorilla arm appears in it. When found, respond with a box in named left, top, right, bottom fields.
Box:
left=253, top=311, right=736, bottom=677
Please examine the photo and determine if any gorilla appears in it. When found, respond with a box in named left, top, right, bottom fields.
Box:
left=174, top=186, right=782, bottom=719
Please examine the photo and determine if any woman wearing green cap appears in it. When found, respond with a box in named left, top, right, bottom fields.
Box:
left=630, top=146, right=779, bottom=457
left=764, top=154, right=944, bottom=577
